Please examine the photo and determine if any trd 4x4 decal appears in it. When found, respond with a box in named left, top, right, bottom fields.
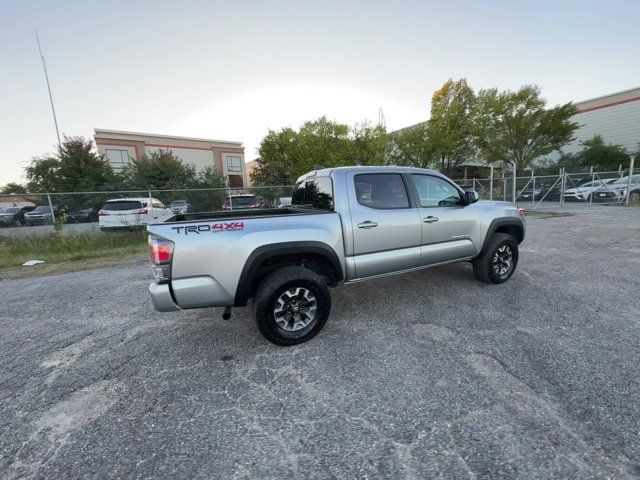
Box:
left=171, top=222, right=245, bottom=235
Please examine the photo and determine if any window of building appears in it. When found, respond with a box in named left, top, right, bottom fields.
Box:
left=411, top=175, right=462, bottom=207
left=226, top=156, right=242, bottom=172
left=354, top=174, right=409, bottom=209
left=105, top=149, right=131, bottom=168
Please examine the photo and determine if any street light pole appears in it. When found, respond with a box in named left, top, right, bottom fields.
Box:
left=35, top=28, right=61, bottom=148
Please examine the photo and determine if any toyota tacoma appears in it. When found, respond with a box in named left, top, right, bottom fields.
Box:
left=147, top=166, right=525, bottom=345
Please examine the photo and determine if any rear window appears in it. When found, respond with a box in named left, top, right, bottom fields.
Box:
left=224, top=196, right=257, bottom=207
left=291, top=177, right=334, bottom=210
left=2, top=208, right=20, bottom=213
left=102, top=201, right=144, bottom=211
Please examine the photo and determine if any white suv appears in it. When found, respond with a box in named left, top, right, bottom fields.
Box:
left=563, top=178, right=617, bottom=202
left=99, top=198, right=174, bottom=230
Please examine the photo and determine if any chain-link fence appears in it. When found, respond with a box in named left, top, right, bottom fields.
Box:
left=0, top=185, right=294, bottom=234
left=453, top=165, right=638, bottom=209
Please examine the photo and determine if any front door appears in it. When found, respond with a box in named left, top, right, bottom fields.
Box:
left=348, top=172, right=422, bottom=278
left=409, top=174, right=479, bottom=266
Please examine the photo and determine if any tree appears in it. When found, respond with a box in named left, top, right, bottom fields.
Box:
left=25, top=156, right=61, bottom=192
left=348, top=121, right=389, bottom=166
left=1, top=182, right=28, bottom=194
left=121, top=149, right=199, bottom=189
left=252, top=116, right=381, bottom=186
left=25, top=136, right=118, bottom=192
left=473, top=85, right=579, bottom=171
left=388, top=122, right=435, bottom=168
left=572, top=135, right=630, bottom=171
left=428, top=79, right=477, bottom=174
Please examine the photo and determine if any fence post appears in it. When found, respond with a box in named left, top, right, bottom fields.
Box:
left=590, top=166, right=595, bottom=205
left=226, top=178, right=232, bottom=210
left=489, top=166, right=494, bottom=200
left=531, top=172, right=536, bottom=208
left=626, top=156, right=636, bottom=205
left=559, top=168, right=565, bottom=207
left=502, top=171, right=506, bottom=202
left=512, top=162, right=517, bottom=205
left=46, top=192, right=55, bottom=225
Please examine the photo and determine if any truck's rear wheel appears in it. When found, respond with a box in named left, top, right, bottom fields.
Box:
left=472, top=233, right=519, bottom=284
left=253, top=266, right=331, bottom=346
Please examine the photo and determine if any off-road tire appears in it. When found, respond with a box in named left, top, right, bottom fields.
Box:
left=472, top=233, right=519, bottom=284
left=253, top=266, right=331, bottom=346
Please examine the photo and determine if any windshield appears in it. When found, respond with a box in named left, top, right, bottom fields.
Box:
left=612, top=175, right=640, bottom=185
left=31, top=206, right=51, bottom=213
left=102, top=201, right=144, bottom=211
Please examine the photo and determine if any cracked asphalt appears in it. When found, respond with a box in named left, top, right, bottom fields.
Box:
left=1, top=206, right=640, bottom=479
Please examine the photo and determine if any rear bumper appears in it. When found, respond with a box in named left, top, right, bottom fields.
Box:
left=149, top=283, right=180, bottom=312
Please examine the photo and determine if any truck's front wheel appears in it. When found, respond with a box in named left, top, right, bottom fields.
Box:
left=472, top=233, right=519, bottom=284
left=253, top=266, right=331, bottom=346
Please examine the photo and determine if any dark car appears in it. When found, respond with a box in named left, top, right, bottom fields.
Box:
left=519, top=184, right=561, bottom=201
left=66, top=207, right=99, bottom=223
left=0, top=206, right=36, bottom=227
left=24, top=205, right=62, bottom=225
left=221, top=194, right=262, bottom=210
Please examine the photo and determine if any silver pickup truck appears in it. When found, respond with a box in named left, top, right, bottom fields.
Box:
left=148, top=166, right=525, bottom=345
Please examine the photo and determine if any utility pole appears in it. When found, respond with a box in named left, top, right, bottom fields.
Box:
left=35, top=28, right=61, bottom=148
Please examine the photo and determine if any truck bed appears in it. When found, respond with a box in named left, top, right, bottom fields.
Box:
left=165, top=207, right=330, bottom=224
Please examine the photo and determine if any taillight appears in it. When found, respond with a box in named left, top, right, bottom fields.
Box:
left=133, top=209, right=148, bottom=215
left=98, top=210, right=109, bottom=216
left=222, top=205, right=231, bottom=210
left=149, top=236, right=174, bottom=282
left=250, top=204, right=260, bottom=209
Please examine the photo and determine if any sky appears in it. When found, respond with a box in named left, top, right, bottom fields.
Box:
left=1, top=0, right=639, bottom=185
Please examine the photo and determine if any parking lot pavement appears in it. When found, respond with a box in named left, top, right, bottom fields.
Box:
left=1, top=208, right=639, bottom=479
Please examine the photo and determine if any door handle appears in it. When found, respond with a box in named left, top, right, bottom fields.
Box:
left=423, top=216, right=439, bottom=223
left=357, top=221, right=379, bottom=229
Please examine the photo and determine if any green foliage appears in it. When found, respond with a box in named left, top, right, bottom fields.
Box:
left=1, top=182, right=28, bottom=194
left=473, top=85, right=579, bottom=170
left=428, top=79, right=477, bottom=174
left=120, top=149, right=199, bottom=189
left=563, top=135, right=630, bottom=171
left=25, top=136, right=118, bottom=192
left=388, top=123, right=435, bottom=168
left=252, top=116, right=389, bottom=186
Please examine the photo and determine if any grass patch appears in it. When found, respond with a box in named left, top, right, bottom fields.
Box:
left=524, top=211, right=575, bottom=219
left=0, top=231, right=148, bottom=274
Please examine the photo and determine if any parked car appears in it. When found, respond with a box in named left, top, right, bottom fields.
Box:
left=24, top=205, right=62, bottom=225
left=99, top=198, right=174, bottom=230
left=563, top=178, right=617, bottom=202
left=276, top=197, right=292, bottom=208
left=169, top=200, right=190, bottom=214
left=66, top=207, right=99, bottom=223
left=221, top=194, right=262, bottom=210
left=593, top=175, right=640, bottom=202
left=0, top=206, right=36, bottom=227
left=147, top=166, right=525, bottom=346
left=519, top=184, right=560, bottom=201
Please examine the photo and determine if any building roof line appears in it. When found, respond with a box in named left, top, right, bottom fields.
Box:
left=94, top=129, right=243, bottom=146
left=574, top=86, right=640, bottom=107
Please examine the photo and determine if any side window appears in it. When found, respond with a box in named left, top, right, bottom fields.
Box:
left=411, top=175, right=462, bottom=207
left=354, top=174, right=410, bottom=209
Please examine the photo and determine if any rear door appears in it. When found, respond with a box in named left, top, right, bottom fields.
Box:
left=409, top=174, right=479, bottom=266
left=347, top=172, right=422, bottom=278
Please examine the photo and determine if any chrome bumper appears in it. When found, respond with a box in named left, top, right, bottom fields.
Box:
left=149, top=283, right=180, bottom=312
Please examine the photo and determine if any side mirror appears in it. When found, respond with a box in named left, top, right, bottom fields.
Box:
left=464, top=190, right=479, bottom=205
